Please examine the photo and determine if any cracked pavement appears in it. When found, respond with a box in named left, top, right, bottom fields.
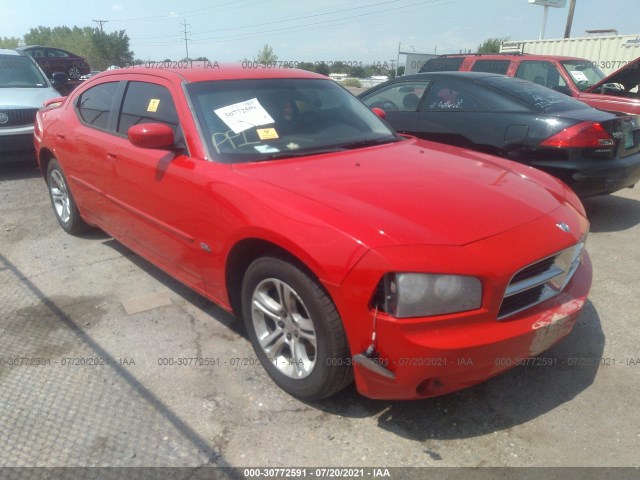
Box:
left=1, top=162, right=639, bottom=473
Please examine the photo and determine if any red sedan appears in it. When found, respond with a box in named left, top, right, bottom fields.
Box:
left=34, top=64, right=592, bottom=400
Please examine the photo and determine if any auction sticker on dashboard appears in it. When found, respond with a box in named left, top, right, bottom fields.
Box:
left=214, top=98, right=274, bottom=134
left=257, top=128, right=279, bottom=140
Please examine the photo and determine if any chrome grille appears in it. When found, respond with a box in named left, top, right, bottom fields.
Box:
left=498, top=237, right=586, bottom=320
left=0, top=108, right=38, bottom=127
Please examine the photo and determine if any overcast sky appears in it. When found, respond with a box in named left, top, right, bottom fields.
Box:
left=1, top=0, right=639, bottom=63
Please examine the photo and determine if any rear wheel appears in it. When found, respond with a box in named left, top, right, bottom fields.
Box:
left=241, top=256, right=352, bottom=400
left=67, top=66, right=82, bottom=80
left=46, top=159, right=88, bottom=235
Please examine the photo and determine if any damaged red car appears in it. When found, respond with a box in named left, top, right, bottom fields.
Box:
left=34, top=65, right=592, bottom=400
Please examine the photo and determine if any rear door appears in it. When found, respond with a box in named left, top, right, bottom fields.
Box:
left=416, top=79, right=533, bottom=154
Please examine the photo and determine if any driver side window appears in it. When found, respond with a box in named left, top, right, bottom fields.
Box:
left=362, top=82, right=430, bottom=112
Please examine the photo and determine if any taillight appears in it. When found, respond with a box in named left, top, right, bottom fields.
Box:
left=540, top=122, right=614, bottom=149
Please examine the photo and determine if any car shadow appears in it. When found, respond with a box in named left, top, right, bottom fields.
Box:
left=101, top=239, right=243, bottom=336
left=582, top=191, right=640, bottom=233
left=101, top=239, right=603, bottom=440
left=314, top=301, right=603, bottom=441
left=0, top=160, right=41, bottom=181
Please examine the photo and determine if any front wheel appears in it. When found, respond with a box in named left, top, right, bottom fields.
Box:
left=46, top=159, right=88, bottom=235
left=241, top=256, right=353, bottom=400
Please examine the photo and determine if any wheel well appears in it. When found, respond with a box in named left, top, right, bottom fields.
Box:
left=37, top=148, right=55, bottom=179
left=225, top=239, right=316, bottom=316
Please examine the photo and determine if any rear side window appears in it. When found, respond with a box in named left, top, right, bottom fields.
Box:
left=471, top=60, right=510, bottom=75
left=421, top=81, right=488, bottom=111
left=76, top=82, right=119, bottom=129
left=514, top=60, right=568, bottom=94
left=117, top=81, right=179, bottom=135
left=481, top=76, right=589, bottom=113
left=419, top=57, right=464, bottom=73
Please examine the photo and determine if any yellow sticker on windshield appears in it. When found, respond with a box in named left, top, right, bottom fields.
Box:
left=147, top=99, right=160, bottom=112
left=257, top=128, right=279, bottom=140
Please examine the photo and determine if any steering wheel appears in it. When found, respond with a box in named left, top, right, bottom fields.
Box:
left=372, top=100, right=399, bottom=111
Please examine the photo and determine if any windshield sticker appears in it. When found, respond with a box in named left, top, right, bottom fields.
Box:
left=214, top=98, right=275, bottom=134
left=569, top=70, right=589, bottom=83
left=257, top=128, right=279, bottom=140
left=254, top=145, right=280, bottom=153
left=286, top=142, right=300, bottom=150
left=147, top=99, right=160, bottom=112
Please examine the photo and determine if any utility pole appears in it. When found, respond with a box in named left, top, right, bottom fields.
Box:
left=564, top=0, right=577, bottom=38
left=92, top=20, right=108, bottom=32
left=179, top=19, right=191, bottom=60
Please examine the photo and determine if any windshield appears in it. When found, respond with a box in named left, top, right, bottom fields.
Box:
left=481, top=76, right=591, bottom=113
left=560, top=60, right=607, bottom=91
left=186, top=78, right=398, bottom=163
left=0, top=55, right=48, bottom=88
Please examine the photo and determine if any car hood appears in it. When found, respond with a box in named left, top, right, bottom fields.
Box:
left=0, top=87, right=60, bottom=109
left=586, top=55, right=640, bottom=93
left=233, top=138, right=570, bottom=247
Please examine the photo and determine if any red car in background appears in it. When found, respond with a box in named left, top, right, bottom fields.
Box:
left=34, top=65, right=591, bottom=400
left=17, top=45, right=90, bottom=80
left=420, top=53, right=640, bottom=115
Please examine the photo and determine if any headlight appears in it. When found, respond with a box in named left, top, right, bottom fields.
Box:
left=375, top=273, right=482, bottom=318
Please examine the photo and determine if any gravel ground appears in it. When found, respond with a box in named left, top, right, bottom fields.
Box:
left=0, top=160, right=638, bottom=478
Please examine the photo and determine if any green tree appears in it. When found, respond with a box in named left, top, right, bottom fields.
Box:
left=477, top=37, right=508, bottom=54
left=254, top=44, right=277, bottom=64
left=314, top=61, right=330, bottom=76
left=0, top=36, right=21, bottom=48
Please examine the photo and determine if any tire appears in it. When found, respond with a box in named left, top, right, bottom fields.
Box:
left=67, top=66, right=82, bottom=80
left=241, top=256, right=353, bottom=400
left=46, top=159, right=88, bottom=235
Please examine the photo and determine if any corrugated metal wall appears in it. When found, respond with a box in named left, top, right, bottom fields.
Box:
left=501, top=35, right=640, bottom=74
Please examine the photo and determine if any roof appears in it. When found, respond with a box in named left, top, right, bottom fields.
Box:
left=0, top=49, right=21, bottom=56
left=91, top=62, right=327, bottom=83
left=434, top=53, right=591, bottom=62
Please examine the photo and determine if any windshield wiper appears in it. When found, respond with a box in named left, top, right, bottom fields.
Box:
left=262, top=147, right=346, bottom=161
left=338, top=137, right=398, bottom=150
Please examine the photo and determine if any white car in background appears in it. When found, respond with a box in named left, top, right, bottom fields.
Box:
left=0, top=49, right=65, bottom=164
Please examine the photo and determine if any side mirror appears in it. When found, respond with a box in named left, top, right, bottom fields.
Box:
left=128, top=123, right=175, bottom=149
left=43, top=97, right=66, bottom=108
left=51, top=72, right=68, bottom=87
left=371, top=107, right=387, bottom=119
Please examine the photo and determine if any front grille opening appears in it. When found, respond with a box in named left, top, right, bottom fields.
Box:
left=498, top=239, right=585, bottom=320
left=498, top=285, right=545, bottom=318
left=510, top=256, right=555, bottom=284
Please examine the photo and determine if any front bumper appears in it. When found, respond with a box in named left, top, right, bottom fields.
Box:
left=352, top=252, right=591, bottom=400
left=0, top=130, right=36, bottom=164
left=327, top=204, right=592, bottom=400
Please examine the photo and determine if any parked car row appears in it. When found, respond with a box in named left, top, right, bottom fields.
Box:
left=0, top=49, right=68, bottom=163
left=33, top=64, right=592, bottom=401
left=418, top=53, right=640, bottom=114
left=358, top=71, right=640, bottom=197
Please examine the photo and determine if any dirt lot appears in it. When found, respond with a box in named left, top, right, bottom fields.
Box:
left=1, top=160, right=639, bottom=476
